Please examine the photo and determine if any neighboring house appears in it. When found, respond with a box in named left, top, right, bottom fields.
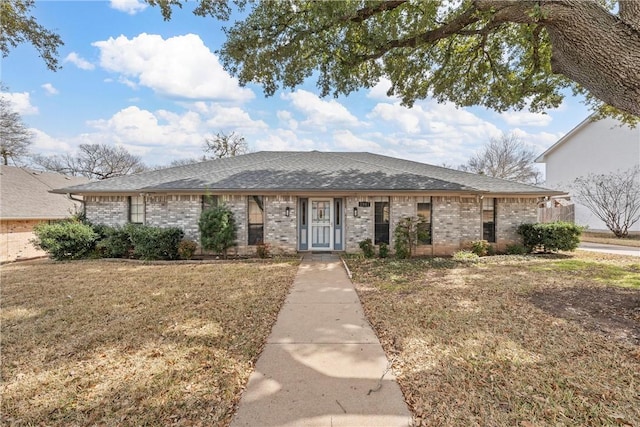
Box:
left=0, top=166, right=89, bottom=262
left=53, top=151, right=563, bottom=256
left=536, top=116, right=640, bottom=233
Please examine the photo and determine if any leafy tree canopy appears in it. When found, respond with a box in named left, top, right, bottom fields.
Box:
left=152, top=0, right=640, bottom=123
left=0, top=0, right=63, bottom=71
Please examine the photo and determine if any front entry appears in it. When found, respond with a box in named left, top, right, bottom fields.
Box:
left=310, top=199, right=332, bottom=250
left=298, top=197, right=343, bottom=251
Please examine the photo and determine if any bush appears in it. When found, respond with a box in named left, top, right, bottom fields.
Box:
left=129, top=225, right=184, bottom=260
left=94, top=224, right=135, bottom=258
left=378, top=242, right=389, bottom=258
left=394, top=216, right=429, bottom=259
left=32, top=221, right=98, bottom=260
left=452, top=250, right=480, bottom=263
left=178, top=239, right=198, bottom=260
left=505, top=243, right=528, bottom=255
left=199, top=205, right=237, bottom=259
left=256, top=242, right=270, bottom=259
left=517, top=222, right=582, bottom=253
left=470, top=239, right=490, bottom=256
left=359, top=238, right=375, bottom=258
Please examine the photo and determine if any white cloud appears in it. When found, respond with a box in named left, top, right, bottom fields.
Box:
left=0, top=91, right=38, bottom=115
left=64, top=52, right=95, bottom=70
left=277, top=110, right=298, bottom=130
left=29, top=128, right=73, bottom=155
left=253, top=129, right=318, bottom=152
left=93, top=33, right=254, bottom=102
left=332, top=130, right=382, bottom=151
left=281, top=90, right=360, bottom=130
left=110, top=0, right=148, bottom=15
left=501, top=110, right=553, bottom=127
left=199, top=104, right=269, bottom=134
left=367, top=77, right=399, bottom=101
left=41, top=83, right=59, bottom=95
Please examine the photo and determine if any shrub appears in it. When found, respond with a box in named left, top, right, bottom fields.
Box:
left=452, top=250, right=480, bottom=263
left=178, top=239, right=198, bottom=260
left=256, top=241, right=271, bottom=259
left=505, top=243, right=528, bottom=255
left=394, top=216, right=429, bottom=259
left=32, top=221, right=98, bottom=260
left=199, top=205, right=237, bottom=259
left=517, top=222, right=582, bottom=253
left=94, top=224, right=134, bottom=258
left=470, top=239, right=490, bottom=256
left=378, top=242, right=389, bottom=258
left=129, top=225, right=184, bottom=260
left=359, top=238, right=375, bottom=258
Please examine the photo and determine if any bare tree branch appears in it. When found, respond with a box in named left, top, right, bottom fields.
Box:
left=572, top=166, right=640, bottom=237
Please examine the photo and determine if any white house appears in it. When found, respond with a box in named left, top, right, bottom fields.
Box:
left=536, top=116, right=640, bottom=233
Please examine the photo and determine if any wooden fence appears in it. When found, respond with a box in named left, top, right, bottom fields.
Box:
left=537, top=204, right=575, bottom=223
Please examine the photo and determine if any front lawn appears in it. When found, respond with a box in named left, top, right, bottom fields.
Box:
left=1, top=259, right=299, bottom=426
left=346, top=252, right=640, bottom=426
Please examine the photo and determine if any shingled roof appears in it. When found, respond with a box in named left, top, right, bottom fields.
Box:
left=1, top=166, right=89, bottom=220
left=52, top=151, right=562, bottom=195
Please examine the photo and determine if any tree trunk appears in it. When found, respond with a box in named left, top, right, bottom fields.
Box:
left=478, top=0, right=640, bottom=117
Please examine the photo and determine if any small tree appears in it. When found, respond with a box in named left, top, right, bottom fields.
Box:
left=32, top=143, right=147, bottom=180
left=0, top=90, right=32, bottom=165
left=460, top=133, right=542, bottom=184
left=393, top=216, right=429, bottom=259
left=198, top=204, right=237, bottom=259
left=203, top=131, right=248, bottom=159
left=572, top=166, right=640, bottom=238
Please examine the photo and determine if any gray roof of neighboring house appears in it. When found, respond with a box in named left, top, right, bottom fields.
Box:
left=0, top=166, right=90, bottom=220
left=52, top=151, right=563, bottom=196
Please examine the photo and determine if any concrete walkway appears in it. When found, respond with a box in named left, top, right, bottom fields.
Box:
left=230, top=253, right=412, bottom=427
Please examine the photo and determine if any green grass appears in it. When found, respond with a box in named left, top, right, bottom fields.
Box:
left=531, top=259, right=640, bottom=288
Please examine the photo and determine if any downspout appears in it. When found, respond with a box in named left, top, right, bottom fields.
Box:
left=67, top=193, right=86, bottom=219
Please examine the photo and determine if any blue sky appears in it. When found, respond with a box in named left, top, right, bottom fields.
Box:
left=2, top=0, right=591, bottom=170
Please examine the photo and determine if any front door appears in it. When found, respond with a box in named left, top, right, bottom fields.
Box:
left=310, top=199, right=333, bottom=250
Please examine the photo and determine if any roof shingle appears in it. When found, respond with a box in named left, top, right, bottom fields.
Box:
left=53, top=151, right=562, bottom=195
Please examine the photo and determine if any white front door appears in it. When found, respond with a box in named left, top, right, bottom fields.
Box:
left=310, top=199, right=333, bottom=250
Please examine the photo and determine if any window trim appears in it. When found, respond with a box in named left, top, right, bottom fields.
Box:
left=417, top=199, right=432, bottom=245
left=374, top=201, right=390, bottom=245
left=248, top=196, right=264, bottom=245
left=129, top=196, right=144, bottom=224
left=482, top=197, right=496, bottom=243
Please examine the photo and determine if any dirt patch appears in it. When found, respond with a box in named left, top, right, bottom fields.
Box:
left=530, top=286, right=640, bottom=346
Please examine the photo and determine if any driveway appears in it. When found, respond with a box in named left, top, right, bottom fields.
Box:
left=578, top=242, right=640, bottom=257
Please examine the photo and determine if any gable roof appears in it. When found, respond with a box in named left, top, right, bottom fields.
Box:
left=535, top=114, right=595, bottom=163
left=53, top=151, right=562, bottom=196
left=1, top=166, right=90, bottom=220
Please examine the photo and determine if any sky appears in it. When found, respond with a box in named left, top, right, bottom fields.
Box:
left=1, top=0, right=592, bottom=171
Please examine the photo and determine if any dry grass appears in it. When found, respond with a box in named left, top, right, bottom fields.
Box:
left=582, top=231, right=640, bottom=248
left=1, top=259, right=299, bottom=426
left=346, top=252, right=640, bottom=426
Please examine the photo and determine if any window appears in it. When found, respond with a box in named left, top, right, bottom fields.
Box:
left=248, top=196, right=264, bottom=245
left=417, top=199, right=432, bottom=244
left=202, top=195, right=218, bottom=211
left=301, top=199, right=307, bottom=226
left=482, top=197, right=496, bottom=243
left=129, top=196, right=144, bottom=224
left=374, top=201, right=390, bottom=245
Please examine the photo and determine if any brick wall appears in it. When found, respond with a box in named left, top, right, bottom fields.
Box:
left=84, top=193, right=540, bottom=256
left=85, top=196, right=128, bottom=226
left=264, top=195, right=297, bottom=254
left=496, top=197, right=539, bottom=250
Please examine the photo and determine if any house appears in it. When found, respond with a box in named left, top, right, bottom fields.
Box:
left=0, top=166, right=89, bottom=262
left=53, top=151, right=563, bottom=255
left=536, top=116, right=640, bottom=233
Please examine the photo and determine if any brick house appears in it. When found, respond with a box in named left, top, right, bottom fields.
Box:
left=1, top=165, right=88, bottom=262
left=53, top=151, right=563, bottom=255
